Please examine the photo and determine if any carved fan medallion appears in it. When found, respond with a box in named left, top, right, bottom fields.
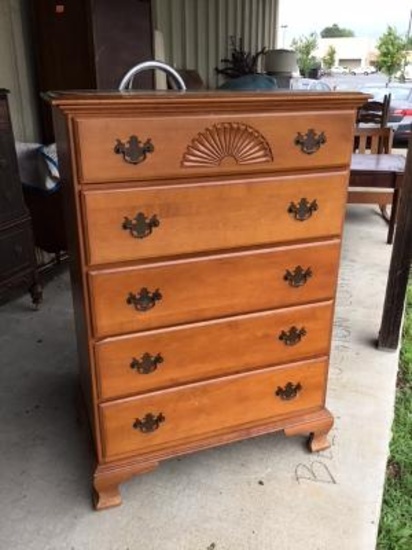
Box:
left=181, top=122, right=273, bottom=167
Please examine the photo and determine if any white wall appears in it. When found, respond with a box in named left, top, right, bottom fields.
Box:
left=316, top=37, right=378, bottom=68
left=154, top=0, right=279, bottom=88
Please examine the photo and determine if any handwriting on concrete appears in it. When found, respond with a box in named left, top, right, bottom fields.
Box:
left=294, top=418, right=340, bottom=485
left=293, top=252, right=354, bottom=485
left=295, top=460, right=336, bottom=485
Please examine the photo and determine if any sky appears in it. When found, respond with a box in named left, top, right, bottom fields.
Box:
left=278, top=0, right=412, bottom=44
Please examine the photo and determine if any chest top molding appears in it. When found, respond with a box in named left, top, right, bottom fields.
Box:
left=45, top=91, right=368, bottom=117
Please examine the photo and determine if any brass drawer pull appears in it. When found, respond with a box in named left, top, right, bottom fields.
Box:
left=294, top=128, right=326, bottom=154
left=284, top=266, right=312, bottom=287
left=275, top=382, right=302, bottom=401
left=114, top=135, right=154, bottom=164
left=133, top=413, right=165, bottom=433
left=122, top=212, right=160, bottom=239
left=288, top=198, right=318, bottom=221
left=126, top=287, right=162, bottom=312
left=130, top=352, right=164, bottom=374
left=279, top=326, right=307, bottom=346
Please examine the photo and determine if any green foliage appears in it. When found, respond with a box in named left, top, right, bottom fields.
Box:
left=290, top=33, right=319, bottom=77
left=322, top=45, right=337, bottom=70
left=320, top=24, right=355, bottom=38
left=215, top=37, right=266, bottom=79
left=377, top=285, right=412, bottom=550
left=376, top=26, right=407, bottom=82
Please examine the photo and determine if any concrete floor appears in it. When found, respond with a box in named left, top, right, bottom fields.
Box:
left=0, top=205, right=400, bottom=550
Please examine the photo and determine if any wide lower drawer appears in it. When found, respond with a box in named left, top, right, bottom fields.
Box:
left=73, top=111, right=354, bottom=184
left=83, top=173, right=348, bottom=265
left=100, top=358, right=327, bottom=460
left=95, top=301, right=333, bottom=400
left=89, top=241, right=340, bottom=337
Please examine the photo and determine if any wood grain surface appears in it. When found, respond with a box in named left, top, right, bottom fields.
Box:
left=100, top=358, right=327, bottom=460
left=83, top=173, right=348, bottom=265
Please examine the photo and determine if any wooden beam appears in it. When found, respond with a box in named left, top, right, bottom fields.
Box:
left=347, top=191, right=393, bottom=204
left=378, top=142, right=412, bottom=349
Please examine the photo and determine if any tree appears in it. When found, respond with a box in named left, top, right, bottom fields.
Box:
left=322, top=45, right=337, bottom=70
left=320, top=24, right=355, bottom=38
left=290, top=33, right=319, bottom=77
left=376, top=26, right=407, bottom=82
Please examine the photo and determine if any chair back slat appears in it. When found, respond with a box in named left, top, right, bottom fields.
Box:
left=353, top=127, right=393, bottom=155
left=350, top=121, right=399, bottom=245
left=356, top=94, right=391, bottom=128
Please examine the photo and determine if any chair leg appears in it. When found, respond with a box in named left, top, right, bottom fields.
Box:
left=387, top=189, right=400, bottom=245
left=379, top=204, right=390, bottom=223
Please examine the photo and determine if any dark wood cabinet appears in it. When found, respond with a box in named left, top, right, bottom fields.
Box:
left=30, top=0, right=154, bottom=142
left=0, top=90, right=41, bottom=306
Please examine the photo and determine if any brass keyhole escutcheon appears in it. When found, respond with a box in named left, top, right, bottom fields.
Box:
left=294, top=129, right=326, bottom=155
left=114, top=135, right=154, bottom=164
left=122, top=212, right=160, bottom=239
left=130, top=353, right=164, bottom=374
left=288, top=198, right=318, bottom=221
left=284, top=266, right=312, bottom=287
left=275, top=382, right=302, bottom=401
left=279, top=326, right=307, bottom=346
left=126, top=288, right=162, bottom=312
left=133, top=413, right=165, bottom=433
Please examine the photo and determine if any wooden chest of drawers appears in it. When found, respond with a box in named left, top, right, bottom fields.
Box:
left=49, top=90, right=365, bottom=510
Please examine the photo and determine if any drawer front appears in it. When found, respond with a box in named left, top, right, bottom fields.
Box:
left=83, top=173, right=348, bottom=265
left=74, top=112, right=354, bottom=183
left=0, top=136, right=27, bottom=224
left=0, top=222, right=34, bottom=281
left=95, top=302, right=334, bottom=400
left=89, top=241, right=340, bottom=337
left=100, top=359, right=327, bottom=460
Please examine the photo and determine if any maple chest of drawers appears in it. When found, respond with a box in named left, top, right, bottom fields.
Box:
left=49, top=90, right=365, bottom=509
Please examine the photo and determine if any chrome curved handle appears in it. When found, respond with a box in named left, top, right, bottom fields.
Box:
left=118, top=61, right=187, bottom=91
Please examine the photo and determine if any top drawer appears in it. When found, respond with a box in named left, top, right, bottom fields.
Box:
left=73, top=111, right=354, bottom=184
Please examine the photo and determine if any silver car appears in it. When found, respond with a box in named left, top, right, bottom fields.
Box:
left=361, top=85, right=412, bottom=144
left=290, top=78, right=332, bottom=91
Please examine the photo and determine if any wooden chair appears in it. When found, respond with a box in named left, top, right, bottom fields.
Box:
left=168, top=69, right=205, bottom=90
left=348, top=126, right=401, bottom=244
left=352, top=126, right=393, bottom=154
left=356, top=94, right=391, bottom=128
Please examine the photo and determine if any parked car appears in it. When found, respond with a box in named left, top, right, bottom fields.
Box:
left=350, top=66, right=377, bottom=75
left=395, top=64, right=412, bottom=81
left=329, top=66, right=349, bottom=75
left=290, top=78, right=332, bottom=91
left=360, top=85, right=412, bottom=143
